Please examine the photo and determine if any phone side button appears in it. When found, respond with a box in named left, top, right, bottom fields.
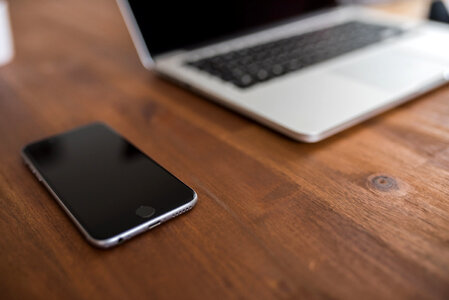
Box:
left=34, top=171, right=43, bottom=182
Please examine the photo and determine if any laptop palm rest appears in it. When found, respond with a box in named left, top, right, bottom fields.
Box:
left=334, top=48, right=445, bottom=92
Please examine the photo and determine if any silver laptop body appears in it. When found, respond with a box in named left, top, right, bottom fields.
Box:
left=118, top=1, right=449, bottom=142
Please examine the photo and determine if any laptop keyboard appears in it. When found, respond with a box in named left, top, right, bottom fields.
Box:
left=186, top=21, right=403, bottom=88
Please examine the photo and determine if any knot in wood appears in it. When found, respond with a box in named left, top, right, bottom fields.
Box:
left=370, top=175, right=397, bottom=192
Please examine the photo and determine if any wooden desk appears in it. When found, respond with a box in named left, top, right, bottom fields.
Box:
left=1, top=0, right=448, bottom=299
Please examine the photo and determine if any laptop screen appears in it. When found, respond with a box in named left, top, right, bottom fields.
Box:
left=126, top=0, right=337, bottom=57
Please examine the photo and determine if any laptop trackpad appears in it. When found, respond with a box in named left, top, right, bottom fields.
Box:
left=334, top=49, right=445, bottom=92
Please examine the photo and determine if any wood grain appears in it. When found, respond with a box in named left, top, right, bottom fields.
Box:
left=0, top=0, right=448, bottom=299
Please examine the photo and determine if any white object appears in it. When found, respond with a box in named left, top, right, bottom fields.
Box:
left=118, top=2, right=449, bottom=142
left=0, top=0, right=13, bottom=66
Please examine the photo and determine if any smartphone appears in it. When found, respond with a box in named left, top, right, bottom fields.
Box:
left=21, top=122, right=197, bottom=248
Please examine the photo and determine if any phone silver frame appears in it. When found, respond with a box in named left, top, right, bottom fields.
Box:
left=21, top=147, right=198, bottom=249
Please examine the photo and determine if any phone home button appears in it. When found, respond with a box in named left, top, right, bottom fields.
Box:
left=135, top=205, right=155, bottom=218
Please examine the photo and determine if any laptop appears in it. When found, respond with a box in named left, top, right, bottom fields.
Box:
left=117, top=0, right=449, bottom=142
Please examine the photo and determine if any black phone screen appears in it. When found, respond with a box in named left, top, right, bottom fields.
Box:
left=23, top=123, right=196, bottom=241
